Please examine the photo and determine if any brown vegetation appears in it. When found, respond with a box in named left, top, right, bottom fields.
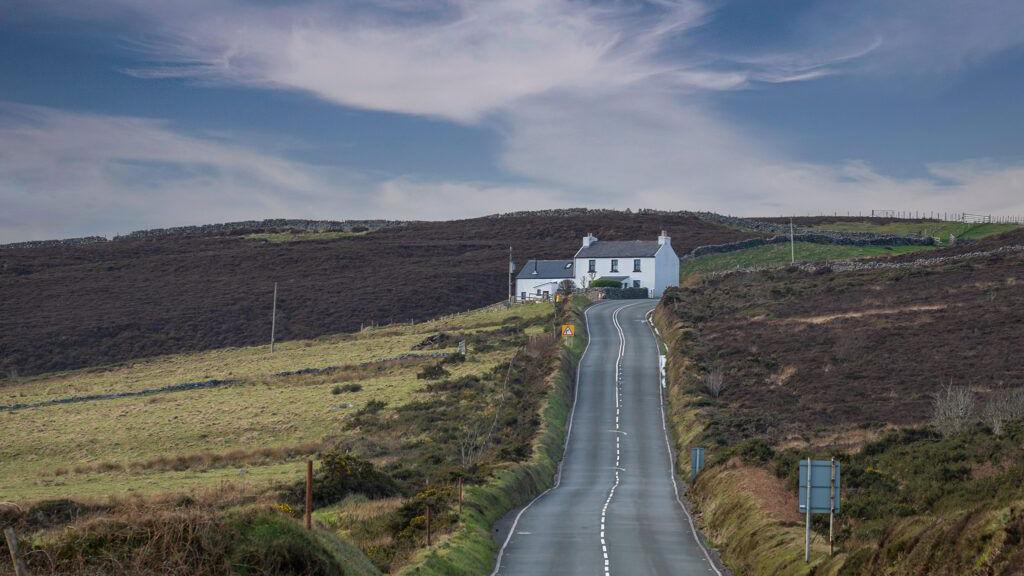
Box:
left=0, top=211, right=751, bottom=377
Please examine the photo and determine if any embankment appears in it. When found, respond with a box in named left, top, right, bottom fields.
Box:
left=397, top=297, right=590, bottom=575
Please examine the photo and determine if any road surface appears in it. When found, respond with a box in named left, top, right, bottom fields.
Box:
left=493, top=300, right=723, bottom=576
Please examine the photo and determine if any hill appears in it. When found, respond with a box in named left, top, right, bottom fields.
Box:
left=0, top=210, right=752, bottom=378
left=655, top=228, right=1024, bottom=575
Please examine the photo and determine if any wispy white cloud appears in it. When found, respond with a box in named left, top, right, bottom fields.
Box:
left=4, top=0, right=1024, bottom=242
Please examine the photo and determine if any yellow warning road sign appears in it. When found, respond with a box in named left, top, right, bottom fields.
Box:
left=561, top=324, right=575, bottom=337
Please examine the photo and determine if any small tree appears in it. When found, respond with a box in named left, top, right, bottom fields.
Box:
left=703, top=366, right=725, bottom=398
left=557, top=279, right=576, bottom=295
left=982, top=388, right=1024, bottom=436
left=931, top=382, right=975, bottom=436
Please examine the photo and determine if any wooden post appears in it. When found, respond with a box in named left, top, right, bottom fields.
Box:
left=805, top=457, right=812, bottom=563
left=458, top=477, right=464, bottom=515
left=4, top=527, right=29, bottom=576
left=425, top=506, right=432, bottom=546
left=304, top=459, right=313, bottom=530
left=270, top=282, right=278, bottom=353
left=829, top=458, right=836, bottom=557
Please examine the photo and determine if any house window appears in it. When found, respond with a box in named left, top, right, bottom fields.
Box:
left=542, top=291, right=550, bottom=300
left=588, top=259, right=596, bottom=273
left=536, top=289, right=542, bottom=295
left=633, top=259, right=641, bottom=272
left=633, top=280, right=640, bottom=288
left=520, top=291, right=526, bottom=301
left=610, top=259, right=619, bottom=273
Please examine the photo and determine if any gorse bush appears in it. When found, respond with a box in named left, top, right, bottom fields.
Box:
left=290, top=451, right=399, bottom=508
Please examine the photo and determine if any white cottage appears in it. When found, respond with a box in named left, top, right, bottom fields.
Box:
left=515, top=259, right=574, bottom=301
left=573, top=231, right=679, bottom=297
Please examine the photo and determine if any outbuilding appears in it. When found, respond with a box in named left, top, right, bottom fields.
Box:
left=515, top=259, right=574, bottom=301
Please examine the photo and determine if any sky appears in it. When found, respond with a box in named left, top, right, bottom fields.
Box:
left=1, top=0, right=1023, bottom=242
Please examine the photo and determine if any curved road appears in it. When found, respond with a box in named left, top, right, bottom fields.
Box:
left=493, top=300, right=722, bottom=576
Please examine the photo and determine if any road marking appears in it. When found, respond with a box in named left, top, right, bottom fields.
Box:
left=644, top=308, right=724, bottom=576
left=490, top=301, right=610, bottom=576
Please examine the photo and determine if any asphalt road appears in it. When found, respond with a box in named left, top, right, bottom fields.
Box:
left=492, top=300, right=723, bottom=576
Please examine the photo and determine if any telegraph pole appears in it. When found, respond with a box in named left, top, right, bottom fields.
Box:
left=507, top=246, right=513, bottom=305
left=270, top=282, right=278, bottom=352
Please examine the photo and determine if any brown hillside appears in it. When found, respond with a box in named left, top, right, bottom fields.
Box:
left=0, top=211, right=752, bottom=377
left=660, top=229, right=1024, bottom=444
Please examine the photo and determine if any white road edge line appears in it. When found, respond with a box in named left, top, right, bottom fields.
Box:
left=645, top=308, right=724, bottom=576
left=489, top=300, right=608, bottom=576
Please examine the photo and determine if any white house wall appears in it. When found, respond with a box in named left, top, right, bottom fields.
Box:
left=652, top=243, right=680, bottom=298
left=573, top=257, right=656, bottom=293
left=516, top=279, right=562, bottom=301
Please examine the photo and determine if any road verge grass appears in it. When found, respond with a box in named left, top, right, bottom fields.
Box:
left=396, top=296, right=590, bottom=575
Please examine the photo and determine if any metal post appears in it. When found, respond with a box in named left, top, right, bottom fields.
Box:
left=270, top=282, right=278, bottom=353
left=304, top=459, right=313, bottom=530
left=4, top=527, right=29, bottom=576
left=805, top=457, right=812, bottom=563
left=829, top=457, right=836, bottom=557
left=790, top=219, right=795, bottom=264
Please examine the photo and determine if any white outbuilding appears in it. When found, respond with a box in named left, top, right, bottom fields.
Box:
left=515, top=259, right=575, bottom=301
left=573, top=231, right=679, bottom=297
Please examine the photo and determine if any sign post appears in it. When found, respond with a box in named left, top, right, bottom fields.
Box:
left=560, top=324, right=575, bottom=337
left=690, top=447, right=705, bottom=480
left=798, top=458, right=841, bottom=563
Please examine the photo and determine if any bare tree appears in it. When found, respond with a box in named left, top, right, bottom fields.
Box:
left=931, top=382, right=976, bottom=436
left=703, top=366, right=726, bottom=398
left=982, top=388, right=1024, bottom=436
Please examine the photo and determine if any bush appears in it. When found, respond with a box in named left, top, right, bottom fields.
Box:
left=932, top=383, right=976, bottom=436
left=331, top=383, right=362, bottom=395
left=290, top=451, right=399, bottom=507
left=590, top=279, right=623, bottom=288
left=417, top=363, right=450, bottom=380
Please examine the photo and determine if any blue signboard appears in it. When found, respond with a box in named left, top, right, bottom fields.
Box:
left=690, top=447, right=705, bottom=479
left=798, top=460, right=841, bottom=514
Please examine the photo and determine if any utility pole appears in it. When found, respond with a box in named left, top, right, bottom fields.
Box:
left=270, top=282, right=278, bottom=352
left=790, top=218, right=796, bottom=264
left=507, top=246, right=513, bottom=305
left=829, top=457, right=836, bottom=557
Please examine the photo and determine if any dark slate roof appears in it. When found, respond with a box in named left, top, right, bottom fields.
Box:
left=576, top=240, right=661, bottom=258
left=516, top=259, right=575, bottom=280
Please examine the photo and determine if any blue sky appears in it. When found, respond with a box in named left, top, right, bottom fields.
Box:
left=2, top=0, right=1023, bottom=241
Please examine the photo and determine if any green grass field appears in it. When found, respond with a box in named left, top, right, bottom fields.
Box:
left=680, top=241, right=936, bottom=278
left=810, top=220, right=1018, bottom=240
left=0, top=302, right=554, bottom=503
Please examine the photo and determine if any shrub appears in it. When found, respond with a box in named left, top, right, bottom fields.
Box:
left=931, top=382, right=976, bottom=436
left=288, top=451, right=399, bottom=508
left=703, top=366, right=726, bottom=398
left=590, top=279, right=624, bottom=288
left=331, top=383, right=362, bottom=395
left=416, top=363, right=450, bottom=380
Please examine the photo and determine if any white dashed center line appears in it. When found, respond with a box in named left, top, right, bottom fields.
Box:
left=601, top=303, right=632, bottom=576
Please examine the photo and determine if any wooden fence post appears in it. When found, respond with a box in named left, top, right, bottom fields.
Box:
left=4, top=527, right=29, bottom=576
left=426, top=506, right=432, bottom=546
left=304, top=459, right=313, bottom=530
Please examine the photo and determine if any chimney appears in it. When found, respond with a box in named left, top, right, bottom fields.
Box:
left=658, top=230, right=670, bottom=246
left=582, top=233, right=598, bottom=248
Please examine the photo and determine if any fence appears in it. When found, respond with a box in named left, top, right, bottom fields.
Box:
left=867, top=210, right=1022, bottom=224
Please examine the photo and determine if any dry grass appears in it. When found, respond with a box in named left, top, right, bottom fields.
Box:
left=0, top=303, right=553, bottom=503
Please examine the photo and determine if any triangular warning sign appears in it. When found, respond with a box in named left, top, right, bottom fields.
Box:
left=561, top=324, right=575, bottom=336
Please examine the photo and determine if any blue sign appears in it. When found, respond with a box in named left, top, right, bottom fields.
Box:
left=690, top=447, right=705, bottom=479
left=798, top=460, right=841, bottom=514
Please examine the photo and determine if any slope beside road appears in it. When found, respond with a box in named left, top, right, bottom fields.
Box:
left=493, top=299, right=724, bottom=575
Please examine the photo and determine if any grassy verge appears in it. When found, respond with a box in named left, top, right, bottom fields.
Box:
left=654, top=246, right=1024, bottom=576
left=395, top=296, right=590, bottom=576
left=809, top=220, right=1018, bottom=241
left=680, top=242, right=934, bottom=279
